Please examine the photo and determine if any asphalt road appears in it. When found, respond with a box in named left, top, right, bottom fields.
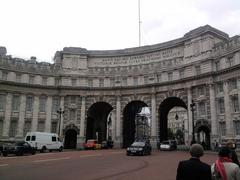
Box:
left=0, top=149, right=217, bottom=180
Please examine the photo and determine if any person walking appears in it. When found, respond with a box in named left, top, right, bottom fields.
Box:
left=211, top=146, right=240, bottom=180
left=226, top=140, right=240, bottom=167
left=176, top=143, right=212, bottom=180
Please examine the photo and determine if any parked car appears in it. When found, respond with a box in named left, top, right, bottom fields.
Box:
left=126, top=141, right=152, bottom=156
left=101, top=140, right=114, bottom=149
left=83, top=139, right=101, bottom=150
left=1, top=142, right=36, bottom=157
left=159, top=140, right=177, bottom=151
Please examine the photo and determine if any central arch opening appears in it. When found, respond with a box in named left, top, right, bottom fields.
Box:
left=86, top=102, right=113, bottom=143
left=158, top=97, right=187, bottom=142
left=122, top=101, right=148, bottom=148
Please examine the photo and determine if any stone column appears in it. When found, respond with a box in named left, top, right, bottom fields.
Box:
left=238, top=79, right=240, bottom=112
left=116, top=96, right=121, bottom=148
left=80, top=96, right=85, bottom=138
left=111, top=111, right=116, bottom=141
left=209, top=83, right=217, bottom=136
left=2, top=93, right=12, bottom=137
left=45, top=96, right=52, bottom=132
left=151, top=92, right=157, bottom=148
left=16, top=94, right=26, bottom=138
left=187, top=87, right=193, bottom=144
left=31, top=95, right=39, bottom=132
left=223, top=81, right=233, bottom=137
left=59, top=96, right=65, bottom=137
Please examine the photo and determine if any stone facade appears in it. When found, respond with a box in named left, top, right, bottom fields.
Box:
left=0, top=25, right=240, bottom=149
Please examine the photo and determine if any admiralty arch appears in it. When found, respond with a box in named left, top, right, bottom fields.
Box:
left=0, top=25, right=240, bottom=149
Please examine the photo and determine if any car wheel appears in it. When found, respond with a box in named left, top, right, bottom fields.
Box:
left=40, top=146, right=47, bottom=153
left=59, top=146, right=63, bottom=152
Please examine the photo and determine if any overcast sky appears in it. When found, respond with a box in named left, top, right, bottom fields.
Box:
left=1, top=0, right=240, bottom=63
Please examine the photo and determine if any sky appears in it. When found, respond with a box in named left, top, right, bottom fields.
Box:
left=1, top=0, right=240, bottom=63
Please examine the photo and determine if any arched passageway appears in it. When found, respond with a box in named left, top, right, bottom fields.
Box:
left=86, top=102, right=113, bottom=143
left=122, top=101, right=148, bottom=148
left=159, top=97, right=187, bottom=142
left=64, top=129, right=77, bottom=149
left=196, top=124, right=211, bottom=150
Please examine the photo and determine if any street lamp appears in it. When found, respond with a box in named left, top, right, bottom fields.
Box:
left=190, top=100, right=196, bottom=145
left=57, top=108, right=64, bottom=137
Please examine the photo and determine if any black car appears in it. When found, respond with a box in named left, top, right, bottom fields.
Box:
left=1, top=142, right=36, bottom=157
left=126, top=141, right=152, bottom=156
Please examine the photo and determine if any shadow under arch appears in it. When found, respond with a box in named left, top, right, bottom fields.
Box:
left=122, top=100, right=148, bottom=148
left=196, top=123, right=211, bottom=150
left=86, top=102, right=113, bottom=143
left=158, top=97, right=187, bottom=142
left=64, top=129, right=78, bottom=149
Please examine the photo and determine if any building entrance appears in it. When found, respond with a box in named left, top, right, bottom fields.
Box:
left=64, top=129, right=77, bottom=149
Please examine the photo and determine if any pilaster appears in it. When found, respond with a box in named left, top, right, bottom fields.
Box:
left=16, top=94, right=26, bottom=138
left=2, top=93, right=12, bottom=137
left=209, top=83, right=217, bottom=136
left=31, top=95, right=39, bottom=132
left=80, top=96, right=85, bottom=137
left=59, top=96, right=65, bottom=137
left=45, top=96, right=52, bottom=132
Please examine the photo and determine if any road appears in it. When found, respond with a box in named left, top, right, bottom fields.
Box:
left=0, top=149, right=217, bottom=180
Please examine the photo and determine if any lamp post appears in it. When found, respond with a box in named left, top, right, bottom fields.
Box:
left=190, top=100, right=196, bottom=145
left=57, top=108, right=64, bottom=137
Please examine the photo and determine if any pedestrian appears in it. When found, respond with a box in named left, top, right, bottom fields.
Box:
left=211, top=146, right=240, bottom=180
left=176, top=143, right=212, bottom=180
left=226, top=140, right=240, bottom=167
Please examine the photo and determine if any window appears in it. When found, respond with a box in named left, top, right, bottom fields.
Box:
left=99, top=78, right=104, bottom=87
left=39, top=96, right=47, bottom=112
left=195, top=65, right=201, bottom=75
left=29, top=75, right=34, bottom=84
left=72, top=78, right=77, bottom=86
left=12, top=95, right=20, bottom=111
left=144, top=76, right=148, bottom=84
left=198, top=86, right=205, bottom=96
left=232, top=96, right=239, bottom=112
left=9, top=121, right=17, bottom=137
left=0, top=94, right=5, bottom=110
left=23, top=121, right=32, bottom=137
left=229, top=79, right=237, bottom=91
left=16, top=73, right=21, bottom=82
left=55, top=77, right=60, bottom=86
left=26, top=96, right=33, bottom=112
left=133, top=77, right=138, bottom=86
left=69, top=109, right=76, bottom=120
left=219, top=122, right=226, bottom=136
left=52, top=136, right=57, bottom=142
left=226, top=57, right=234, bottom=67
left=215, top=61, right=220, bottom=71
left=217, top=83, right=223, bottom=93
left=218, top=98, right=225, bottom=114
left=179, top=69, right=184, bottom=79
left=26, top=135, right=30, bottom=141
left=88, top=79, right=93, bottom=87
left=122, top=77, right=127, bottom=86
left=42, top=77, right=47, bottom=85
left=51, top=122, right=58, bottom=133
left=70, top=96, right=76, bottom=104
left=37, top=121, right=45, bottom=132
left=31, top=135, right=36, bottom=141
left=168, top=72, right=173, bottom=81
left=2, top=71, right=7, bottom=80
left=0, top=119, right=3, bottom=136
left=198, top=102, right=206, bottom=115
left=157, top=74, right=162, bottom=82
left=52, top=97, right=59, bottom=113
left=235, top=121, right=240, bottom=135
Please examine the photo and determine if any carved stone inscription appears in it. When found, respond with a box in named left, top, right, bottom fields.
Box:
left=89, top=47, right=183, bottom=67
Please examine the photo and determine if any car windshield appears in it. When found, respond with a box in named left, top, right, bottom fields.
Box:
left=162, top=141, right=170, bottom=145
left=132, top=142, right=145, bottom=147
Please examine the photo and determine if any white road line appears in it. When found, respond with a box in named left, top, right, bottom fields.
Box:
left=33, top=157, right=70, bottom=163
left=79, top=154, right=102, bottom=158
left=0, top=164, right=9, bottom=167
left=109, top=151, right=124, bottom=154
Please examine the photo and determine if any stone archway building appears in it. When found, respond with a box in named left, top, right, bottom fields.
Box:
left=0, top=25, right=240, bottom=149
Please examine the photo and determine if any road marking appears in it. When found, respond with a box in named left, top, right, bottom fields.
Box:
left=109, top=151, right=124, bottom=154
left=0, top=164, right=9, bottom=167
left=33, top=157, right=70, bottom=163
left=79, top=154, right=102, bottom=158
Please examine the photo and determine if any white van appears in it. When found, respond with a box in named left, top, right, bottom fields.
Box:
left=25, top=132, right=63, bottom=152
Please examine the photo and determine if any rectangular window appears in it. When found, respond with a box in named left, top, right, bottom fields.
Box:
left=215, top=61, right=220, bottom=71
left=55, top=77, right=60, bottom=86
left=26, top=135, right=30, bottom=141
left=37, top=121, right=45, bottom=132
left=179, top=69, right=184, bottom=79
left=23, top=121, right=32, bottom=137
left=70, top=96, right=76, bottom=104
left=198, top=102, right=206, bottom=115
left=31, top=135, right=36, bottom=141
left=12, top=95, right=20, bottom=111
left=217, top=83, right=223, bottom=93
left=198, top=86, right=205, bottom=96
left=99, top=78, right=104, bottom=87
left=29, top=75, right=34, bottom=84
left=26, top=96, right=33, bottom=112
left=52, top=97, right=59, bottom=113
left=195, top=65, right=201, bottom=75
left=42, top=77, right=47, bottom=85
left=219, top=122, right=226, bottom=136
left=16, top=73, right=21, bottom=83
left=52, top=136, right=57, bottom=142
left=0, top=94, right=5, bottom=110
left=122, top=77, right=127, bottom=86
left=2, top=71, right=7, bottom=80
left=232, top=96, right=239, bottom=112
left=133, top=77, right=138, bottom=86
left=9, top=121, right=17, bottom=137
left=168, top=72, right=173, bottom=81
left=157, top=74, right=162, bottom=82
left=235, top=121, right=240, bottom=135
left=218, top=98, right=225, bottom=114
left=69, top=109, right=76, bottom=120
left=72, top=78, right=77, bottom=86
left=88, top=79, right=93, bottom=87
left=39, top=96, right=46, bottom=112
left=229, top=79, right=237, bottom=91
left=51, top=122, right=58, bottom=133
left=0, top=120, right=3, bottom=136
